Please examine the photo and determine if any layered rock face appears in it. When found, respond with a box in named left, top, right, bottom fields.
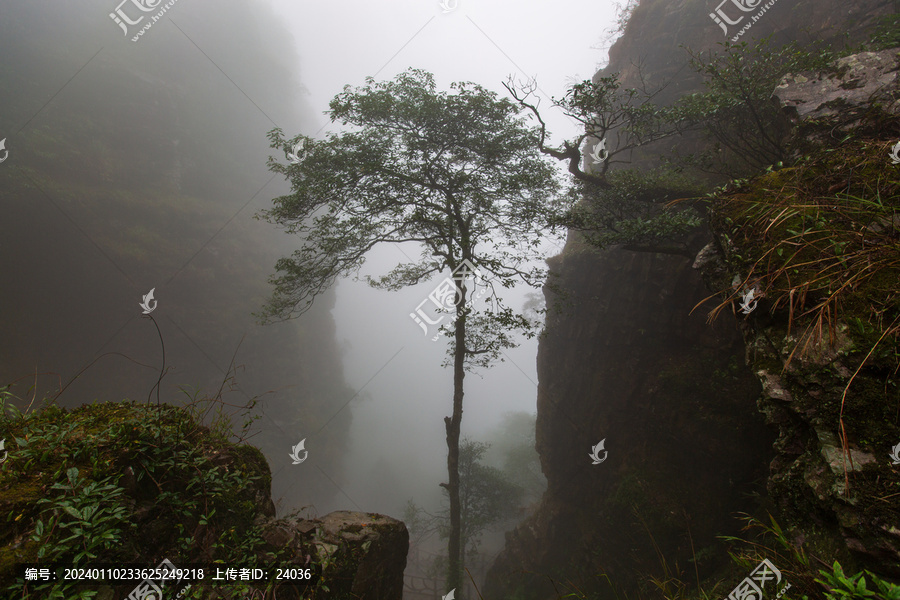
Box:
left=484, top=244, right=773, bottom=599
left=485, top=1, right=896, bottom=597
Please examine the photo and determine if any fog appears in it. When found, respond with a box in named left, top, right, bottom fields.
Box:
left=0, top=0, right=616, bottom=588
left=264, top=0, right=616, bottom=518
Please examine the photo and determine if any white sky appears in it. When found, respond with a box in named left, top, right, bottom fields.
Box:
left=269, top=0, right=617, bottom=144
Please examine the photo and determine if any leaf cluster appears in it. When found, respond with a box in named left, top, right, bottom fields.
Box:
left=814, top=562, right=900, bottom=600
left=674, top=37, right=844, bottom=178
left=559, top=167, right=705, bottom=256
left=0, top=399, right=297, bottom=600
left=31, top=467, right=133, bottom=564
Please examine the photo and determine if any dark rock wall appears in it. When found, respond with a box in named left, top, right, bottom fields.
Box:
left=485, top=243, right=772, bottom=600
left=485, top=1, right=896, bottom=598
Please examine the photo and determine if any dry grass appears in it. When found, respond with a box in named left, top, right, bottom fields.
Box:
left=705, top=140, right=900, bottom=373
left=698, top=139, right=900, bottom=491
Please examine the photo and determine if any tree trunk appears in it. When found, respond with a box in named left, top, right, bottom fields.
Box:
left=444, top=281, right=468, bottom=598
left=460, top=522, right=467, bottom=597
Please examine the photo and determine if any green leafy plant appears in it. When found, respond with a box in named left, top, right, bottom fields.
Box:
left=5, top=467, right=135, bottom=599
left=815, top=562, right=900, bottom=600
left=32, top=467, right=132, bottom=562
left=864, top=13, right=900, bottom=51
left=1, top=397, right=304, bottom=599
left=557, top=167, right=706, bottom=259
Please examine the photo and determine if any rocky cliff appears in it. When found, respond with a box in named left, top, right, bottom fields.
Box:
left=485, top=1, right=898, bottom=599
left=485, top=240, right=772, bottom=600
left=696, top=47, right=900, bottom=576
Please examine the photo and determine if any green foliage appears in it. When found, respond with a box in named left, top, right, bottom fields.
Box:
left=31, top=468, right=133, bottom=562
left=864, top=13, right=900, bottom=51
left=504, top=66, right=694, bottom=188
left=0, top=387, right=27, bottom=421
left=559, top=167, right=705, bottom=256
left=708, top=137, right=900, bottom=391
left=0, top=400, right=298, bottom=599
left=815, top=562, right=900, bottom=600
left=260, top=68, right=564, bottom=367
left=718, top=514, right=810, bottom=573
left=675, top=37, right=844, bottom=177
left=635, top=514, right=899, bottom=600
left=556, top=74, right=687, bottom=174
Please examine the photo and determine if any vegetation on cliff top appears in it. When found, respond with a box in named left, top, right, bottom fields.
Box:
left=0, top=392, right=316, bottom=599
left=710, top=129, right=900, bottom=380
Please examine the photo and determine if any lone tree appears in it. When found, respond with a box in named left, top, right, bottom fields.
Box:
left=258, top=68, right=562, bottom=595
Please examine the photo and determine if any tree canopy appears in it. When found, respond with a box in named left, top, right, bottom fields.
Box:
left=258, top=68, right=563, bottom=332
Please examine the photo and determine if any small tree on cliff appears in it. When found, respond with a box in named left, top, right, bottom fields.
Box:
left=676, top=37, right=840, bottom=178
left=503, top=72, right=706, bottom=257
left=503, top=72, right=692, bottom=187
left=257, top=68, right=562, bottom=596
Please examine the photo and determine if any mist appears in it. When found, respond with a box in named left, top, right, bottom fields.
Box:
left=262, top=0, right=617, bottom=551
left=1, top=0, right=616, bottom=592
